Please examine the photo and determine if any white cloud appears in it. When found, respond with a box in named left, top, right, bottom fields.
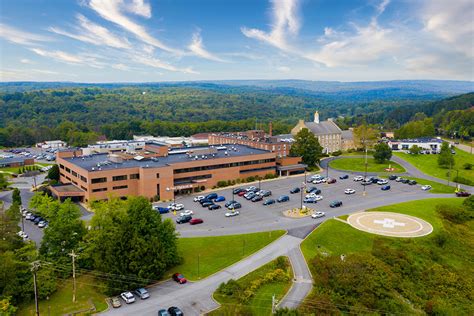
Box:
left=375, top=0, right=390, bottom=16
left=241, top=0, right=300, bottom=51
left=112, top=63, right=130, bottom=71
left=132, top=54, right=198, bottom=74
left=20, top=58, right=34, bottom=64
left=49, top=14, right=132, bottom=49
left=88, top=0, right=182, bottom=54
left=0, top=23, right=51, bottom=45
left=125, top=0, right=151, bottom=18
left=30, top=48, right=104, bottom=68
left=188, top=31, right=226, bottom=62
left=277, top=66, right=290, bottom=72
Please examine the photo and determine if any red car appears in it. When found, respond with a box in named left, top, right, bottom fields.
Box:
left=172, top=273, right=187, bottom=284
left=456, top=191, right=471, bottom=197
left=237, top=191, right=246, bottom=197
left=190, top=218, right=203, bottom=225
left=327, top=178, right=337, bottom=184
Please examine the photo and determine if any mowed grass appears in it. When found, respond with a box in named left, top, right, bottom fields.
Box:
left=301, top=198, right=466, bottom=261
left=394, top=148, right=474, bottom=182
left=211, top=256, right=293, bottom=316
left=17, top=274, right=108, bottom=316
left=403, top=176, right=456, bottom=194
left=171, top=230, right=285, bottom=280
left=329, top=157, right=406, bottom=173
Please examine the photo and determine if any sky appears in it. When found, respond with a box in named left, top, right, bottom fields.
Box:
left=0, top=0, right=473, bottom=82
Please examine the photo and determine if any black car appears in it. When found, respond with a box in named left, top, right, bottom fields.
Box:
left=168, top=307, right=184, bottom=316
left=388, top=175, right=397, bottom=180
left=225, top=200, right=237, bottom=207
left=290, top=187, right=300, bottom=194
left=199, top=198, right=212, bottom=205
left=261, top=190, right=272, bottom=197
left=201, top=201, right=214, bottom=207
left=251, top=195, right=263, bottom=202
left=33, top=217, right=43, bottom=225
left=176, top=215, right=192, bottom=224
left=330, top=200, right=343, bottom=208
left=208, top=204, right=221, bottom=210
left=408, top=180, right=417, bottom=185
left=205, top=193, right=218, bottom=200
left=361, top=180, right=372, bottom=186
left=233, top=188, right=244, bottom=194
left=277, top=195, right=290, bottom=202
left=307, top=187, right=321, bottom=194
left=371, top=178, right=380, bottom=184
left=29, top=214, right=37, bottom=221
left=401, top=179, right=410, bottom=184
left=263, top=199, right=276, bottom=206
left=339, top=174, right=349, bottom=180
left=229, top=202, right=242, bottom=209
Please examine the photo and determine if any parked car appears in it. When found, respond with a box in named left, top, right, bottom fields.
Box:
left=120, top=291, right=136, bottom=304
left=153, top=206, right=170, bottom=214
left=38, top=221, right=47, bottom=228
left=158, top=309, right=170, bottom=316
left=395, top=177, right=403, bottom=182
left=303, top=197, right=317, bottom=203
left=330, top=200, right=343, bottom=208
left=311, top=211, right=326, bottom=218
left=344, top=188, right=356, bottom=194
left=377, top=179, right=388, bottom=185
left=421, top=185, right=432, bottom=191
left=456, top=191, right=471, bottom=197
left=339, top=174, right=349, bottom=180
left=277, top=195, right=290, bottom=203
left=225, top=200, right=237, bottom=207
left=179, top=210, right=194, bottom=216
left=307, top=187, right=321, bottom=194
left=261, top=190, right=272, bottom=197
left=313, top=195, right=324, bottom=201
left=244, top=192, right=256, bottom=200
left=401, top=179, right=410, bottom=184
left=361, top=180, right=372, bottom=186
left=353, top=175, right=364, bottom=181
left=111, top=296, right=122, bottom=308
left=176, top=215, right=192, bottom=224
left=201, top=201, right=214, bottom=207
left=168, top=307, right=184, bottom=316
left=290, top=187, right=300, bottom=194
left=246, top=186, right=257, bottom=192
left=134, top=288, right=150, bottom=299
left=408, top=180, right=417, bottom=185
left=193, top=196, right=205, bottom=202
left=237, top=190, right=246, bottom=196
left=233, top=188, right=244, bottom=194
left=225, top=210, right=240, bottom=217
left=263, top=199, right=276, bottom=206
left=251, top=195, right=263, bottom=202
left=381, top=185, right=391, bottom=191
left=33, top=217, right=43, bottom=225
left=327, top=178, right=337, bottom=184
left=215, top=196, right=226, bottom=202
left=388, top=175, right=397, bottom=180
left=208, top=204, right=221, bottom=210
left=371, top=177, right=380, bottom=184
left=228, top=202, right=241, bottom=209
left=169, top=203, right=184, bottom=211
left=190, top=218, right=204, bottom=225
left=205, top=193, right=218, bottom=200
left=172, top=273, right=187, bottom=284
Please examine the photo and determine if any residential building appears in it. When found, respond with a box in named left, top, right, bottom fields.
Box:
left=52, top=144, right=277, bottom=202
left=291, top=111, right=354, bottom=153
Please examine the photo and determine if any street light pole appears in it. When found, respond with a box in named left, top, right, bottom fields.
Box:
left=363, top=145, right=368, bottom=196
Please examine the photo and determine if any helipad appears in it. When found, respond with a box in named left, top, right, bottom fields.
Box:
left=347, top=212, right=433, bottom=237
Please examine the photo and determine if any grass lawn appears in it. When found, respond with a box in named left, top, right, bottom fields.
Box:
left=17, top=274, right=108, bottom=316
left=340, top=150, right=374, bottom=156
left=329, top=157, right=406, bottom=173
left=0, top=163, right=53, bottom=174
left=394, top=148, right=473, bottom=184
left=301, top=198, right=465, bottom=260
left=402, top=176, right=455, bottom=193
left=171, top=230, right=285, bottom=281
left=210, top=256, right=293, bottom=316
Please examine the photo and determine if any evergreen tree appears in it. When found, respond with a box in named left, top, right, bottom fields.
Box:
left=11, top=188, right=22, bottom=205
left=438, top=142, right=455, bottom=169
left=47, top=165, right=60, bottom=181
left=289, top=128, right=323, bottom=168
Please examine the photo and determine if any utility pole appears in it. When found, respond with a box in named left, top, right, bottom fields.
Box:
left=363, top=143, right=368, bottom=196
left=31, top=261, right=41, bottom=316
left=69, top=250, right=78, bottom=303
left=197, top=254, right=200, bottom=279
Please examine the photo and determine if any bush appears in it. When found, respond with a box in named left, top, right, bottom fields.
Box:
left=462, top=195, right=474, bottom=211
left=453, top=176, right=473, bottom=186
left=264, top=173, right=277, bottom=179
left=436, top=204, right=473, bottom=224
left=217, top=279, right=242, bottom=296
left=246, top=176, right=256, bottom=182
left=463, top=163, right=472, bottom=170
left=331, top=150, right=342, bottom=156
left=217, top=180, right=228, bottom=188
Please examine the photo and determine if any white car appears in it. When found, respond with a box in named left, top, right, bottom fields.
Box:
left=312, top=179, right=324, bottom=184
left=120, top=291, right=136, bottom=304
left=421, top=185, right=432, bottom=191
left=17, top=231, right=28, bottom=239
left=344, top=188, right=356, bottom=194
left=180, top=210, right=194, bottom=216
left=353, top=176, right=364, bottom=181
left=193, top=196, right=205, bottom=202
left=246, top=186, right=257, bottom=192
left=169, top=203, right=184, bottom=211
left=38, top=221, right=47, bottom=228
left=311, top=211, right=326, bottom=219
left=313, top=195, right=324, bottom=201
left=225, top=210, right=240, bottom=217
left=395, top=177, right=403, bottom=182
left=377, top=179, right=388, bottom=185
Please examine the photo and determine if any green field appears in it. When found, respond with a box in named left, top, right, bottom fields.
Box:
left=17, top=274, right=108, bottom=316
left=403, top=176, right=456, bottom=193
left=329, top=157, right=406, bottom=173
left=171, top=230, right=285, bottom=280
left=210, top=256, right=293, bottom=315
left=394, top=148, right=473, bottom=184
left=0, top=163, right=53, bottom=174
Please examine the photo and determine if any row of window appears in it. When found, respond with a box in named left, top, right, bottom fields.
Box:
left=174, top=158, right=276, bottom=174
left=91, top=173, right=144, bottom=184
left=174, top=174, right=212, bottom=185
left=60, top=164, right=87, bottom=183
left=91, top=185, right=128, bottom=193
left=239, top=166, right=276, bottom=174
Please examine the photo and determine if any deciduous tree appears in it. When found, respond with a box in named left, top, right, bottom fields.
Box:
left=289, top=128, right=323, bottom=168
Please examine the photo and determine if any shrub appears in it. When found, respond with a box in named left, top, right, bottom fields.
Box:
left=246, top=176, right=256, bottom=182
left=217, top=180, right=228, bottom=188
left=433, top=231, right=449, bottom=247
left=436, top=204, right=473, bottom=224
left=463, top=163, right=472, bottom=170
left=453, top=176, right=473, bottom=186
left=462, top=195, right=474, bottom=211
left=217, top=279, right=242, bottom=297
left=200, top=186, right=205, bottom=191
left=331, top=150, right=342, bottom=156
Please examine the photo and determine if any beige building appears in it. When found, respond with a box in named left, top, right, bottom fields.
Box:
left=291, top=111, right=354, bottom=153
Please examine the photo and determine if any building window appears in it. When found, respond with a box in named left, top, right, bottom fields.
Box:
left=156, top=173, right=160, bottom=178
left=65, top=167, right=71, bottom=173
left=130, top=173, right=140, bottom=179
left=91, top=177, right=107, bottom=184
left=60, top=164, right=65, bottom=170
left=92, top=188, right=107, bottom=192
left=80, top=175, right=87, bottom=182
left=113, top=185, right=128, bottom=190
left=81, top=186, right=87, bottom=191
left=112, top=175, right=127, bottom=181
left=72, top=171, right=78, bottom=177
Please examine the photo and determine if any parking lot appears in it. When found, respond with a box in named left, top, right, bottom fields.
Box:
left=156, top=168, right=436, bottom=237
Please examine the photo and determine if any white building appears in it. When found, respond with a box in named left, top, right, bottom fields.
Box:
left=133, top=135, right=208, bottom=147
left=388, top=138, right=443, bottom=152
left=83, top=140, right=149, bottom=155
left=36, top=140, right=67, bottom=149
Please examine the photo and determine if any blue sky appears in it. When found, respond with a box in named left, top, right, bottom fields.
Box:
left=0, top=0, right=472, bottom=82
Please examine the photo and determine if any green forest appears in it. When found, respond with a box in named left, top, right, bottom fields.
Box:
left=0, top=85, right=473, bottom=147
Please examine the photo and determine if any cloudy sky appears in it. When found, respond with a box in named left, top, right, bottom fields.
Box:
left=0, top=0, right=473, bottom=82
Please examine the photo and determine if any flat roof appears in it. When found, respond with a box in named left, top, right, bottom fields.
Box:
left=63, top=144, right=272, bottom=172
left=51, top=184, right=85, bottom=193
left=390, top=138, right=443, bottom=143
left=0, top=157, right=32, bottom=164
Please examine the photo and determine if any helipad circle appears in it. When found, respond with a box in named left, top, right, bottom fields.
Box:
left=347, top=212, right=433, bottom=237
